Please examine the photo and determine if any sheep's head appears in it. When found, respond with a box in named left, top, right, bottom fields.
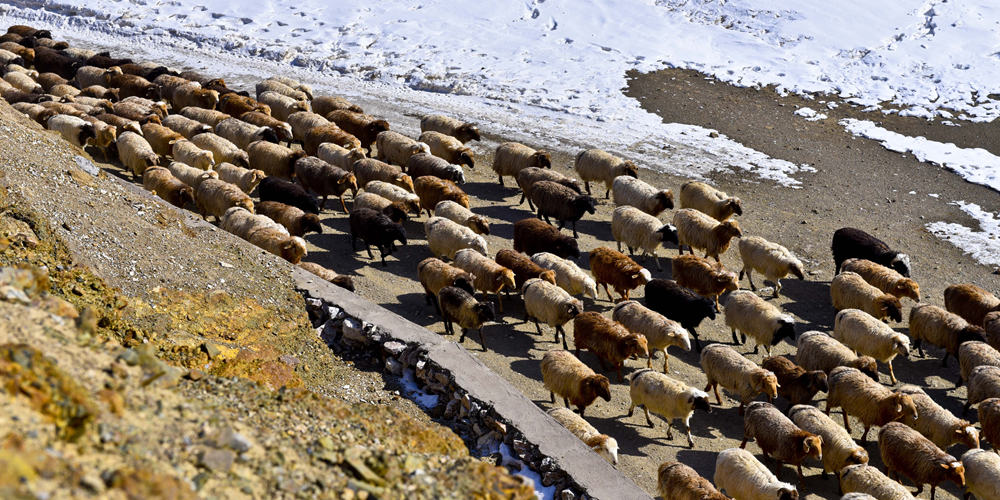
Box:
left=777, top=487, right=798, bottom=500
left=725, top=197, right=743, bottom=217
left=626, top=334, right=649, bottom=359
left=772, top=316, right=796, bottom=346
left=847, top=447, right=869, bottom=466
left=256, top=125, right=278, bottom=144
left=382, top=204, right=408, bottom=224
left=453, top=275, right=475, bottom=295
left=655, top=190, right=675, bottom=213
left=532, top=150, right=552, bottom=169
left=620, top=160, right=639, bottom=179
left=390, top=224, right=407, bottom=248
left=890, top=252, right=911, bottom=277
left=339, top=173, right=359, bottom=196
left=539, top=269, right=557, bottom=285
left=953, top=423, right=979, bottom=449
left=92, top=123, right=116, bottom=148
left=77, top=122, right=96, bottom=146
left=714, top=270, right=739, bottom=293
left=892, top=334, right=911, bottom=357
left=301, top=213, right=322, bottom=235
left=874, top=294, right=903, bottom=322
left=893, top=278, right=919, bottom=302
left=367, top=119, right=390, bottom=138
left=585, top=435, right=618, bottom=465
left=332, top=274, right=355, bottom=292
left=790, top=260, right=805, bottom=280
left=940, top=461, right=965, bottom=488
left=657, top=224, right=679, bottom=245
left=889, top=393, right=918, bottom=422
left=467, top=215, right=490, bottom=235
left=394, top=174, right=415, bottom=193
left=583, top=374, right=611, bottom=402
left=498, top=269, right=516, bottom=292
left=455, top=149, right=475, bottom=169
left=280, top=236, right=307, bottom=264
left=689, top=389, right=711, bottom=413
left=555, top=236, right=580, bottom=259
left=753, top=370, right=779, bottom=400
left=801, top=434, right=822, bottom=461
left=573, top=194, right=597, bottom=215
left=456, top=123, right=480, bottom=143
left=238, top=198, right=255, bottom=214
left=472, top=302, right=495, bottom=326
left=177, top=186, right=195, bottom=208
left=808, top=370, right=829, bottom=393
left=719, top=219, right=742, bottom=240
left=565, top=300, right=583, bottom=320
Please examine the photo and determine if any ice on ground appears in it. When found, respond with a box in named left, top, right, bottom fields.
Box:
left=841, top=119, right=1000, bottom=192
left=794, top=107, right=828, bottom=121
left=926, top=201, right=1000, bottom=268
left=399, top=370, right=440, bottom=410
left=498, top=442, right=557, bottom=500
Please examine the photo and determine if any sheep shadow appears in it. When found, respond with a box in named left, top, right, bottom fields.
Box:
left=674, top=448, right=721, bottom=479
left=777, top=278, right=836, bottom=332
left=462, top=180, right=517, bottom=202
left=380, top=291, right=440, bottom=328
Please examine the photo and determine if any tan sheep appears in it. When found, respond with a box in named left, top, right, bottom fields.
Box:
left=246, top=140, right=306, bottom=179
left=317, top=142, right=366, bottom=171
left=298, top=262, right=353, bottom=291
left=326, top=109, right=389, bottom=149
left=531, top=252, right=597, bottom=299
left=573, top=311, right=648, bottom=382
left=737, top=235, right=805, bottom=297
left=152, top=74, right=194, bottom=102
left=679, top=180, right=743, bottom=221
left=825, top=366, right=918, bottom=442
left=311, top=95, right=362, bottom=116
left=574, top=148, right=639, bottom=198
left=842, top=258, right=920, bottom=302
left=452, top=248, right=516, bottom=313
left=627, top=369, right=710, bottom=448
left=354, top=158, right=415, bottom=193
left=724, top=290, right=797, bottom=356
left=191, top=132, right=249, bottom=167
left=958, top=341, right=1000, bottom=386
left=962, top=448, right=1000, bottom=500
left=374, top=130, right=429, bottom=167
left=256, top=201, right=322, bottom=237
left=945, top=284, right=1000, bottom=329
left=248, top=228, right=307, bottom=264
left=304, top=124, right=362, bottom=155
left=898, top=385, right=979, bottom=450
left=364, top=181, right=420, bottom=214
left=547, top=407, right=618, bottom=465
left=161, top=114, right=212, bottom=139
left=424, top=216, right=487, bottom=260
left=985, top=312, right=1000, bottom=350
left=964, top=365, right=1000, bottom=413
left=833, top=308, right=910, bottom=384
left=610, top=205, right=677, bottom=270
left=795, top=330, right=880, bottom=380
left=140, top=122, right=183, bottom=157
left=286, top=111, right=329, bottom=142
left=878, top=422, right=965, bottom=500
left=418, top=130, right=474, bottom=168
left=523, top=278, right=584, bottom=348
left=433, top=200, right=489, bottom=235
left=657, top=462, right=728, bottom=500
left=3, top=70, right=41, bottom=93
left=220, top=206, right=287, bottom=240
left=258, top=90, right=309, bottom=121
left=492, top=142, right=551, bottom=186
left=215, top=117, right=276, bottom=149
left=832, top=271, right=904, bottom=323
left=171, top=139, right=215, bottom=171
left=141, top=167, right=193, bottom=208
left=419, top=114, right=480, bottom=143
left=416, top=257, right=475, bottom=310
left=413, top=176, right=467, bottom=216
left=700, top=343, right=778, bottom=414
left=714, top=447, right=798, bottom=500
left=789, top=404, right=868, bottom=479
left=116, top=131, right=159, bottom=177
left=909, top=303, right=986, bottom=366
left=167, top=161, right=218, bottom=188
left=172, top=82, right=220, bottom=111
left=740, top=401, right=823, bottom=482
left=673, top=208, right=742, bottom=262
left=611, top=176, right=674, bottom=217
left=194, top=178, right=254, bottom=221
left=256, top=79, right=308, bottom=101
left=262, top=76, right=312, bottom=99
left=612, top=300, right=690, bottom=373
left=179, top=106, right=231, bottom=128
left=215, top=162, right=266, bottom=194
left=839, top=464, right=915, bottom=500
left=239, top=111, right=293, bottom=143
left=540, top=349, right=610, bottom=417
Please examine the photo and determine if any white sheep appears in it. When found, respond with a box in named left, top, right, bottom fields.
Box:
left=317, top=142, right=366, bottom=171
left=215, top=162, right=266, bottom=194
left=364, top=181, right=420, bottom=214
left=287, top=111, right=329, bottom=142
left=530, top=252, right=597, bottom=299
left=788, top=404, right=869, bottom=479
left=492, top=142, right=551, bottom=186
left=424, top=216, right=487, bottom=260
left=841, top=258, right=920, bottom=302
left=673, top=208, right=742, bottom=262
left=737, top=236, right=805, bottom=297
left=258, top=90, right=309, bottom=121
left=264, top=76, right=313, bottom=99
left=627, top=369, right=710, bottom=448
left=610, top=205, right=677, bottom=271
left=167, top=161, right=218, bottom=188
left=214, top=117, right=275, bottom=150
left=433, top=200, right=489, bottom=235
left=795, top=330, right=880, bottom=380
left=898, top=385, right=979, bottom=450
left=832, top=271, right=904, bottom=323
left=573, top=148, right=639, bottom=198
left=679, top=180, right=743, bottom=221
left=179, top=106, right=231, bottom=128
left=162, top=114, right=213, bottom=139
left=965, top=365, right=1000, bottom=413
left=256, top=79, right=309, bottom=101
left=612, top=300, right=690, bottom=373
left=375, top=130, right=429, bottom=167
left=523, top=278, right=584, bottom=349
left=724, top=290, right=797, bottom=356
left=191, top=132, right=249, bottom=167
left=171, top=139, right=216, bottom=171
left=832, top=308, right=910, bottom=384
left=714, top=447, right=798, bottom=500
left=839, top=464, right=916, bottom=500
left=116, top=131, right=159, bottom=177
left=46, top=114, right=94, bottom=147
left=962, top=449, right=1000, bottom=500
left=611, top=176, right=674, bottom=216
left=220, top=206, right=287, bottom=239
left=546, top=407, right=618, bottom=465
left=700, top=343, right=778, bottom=414
left=958, top=341, right=1000, bottom=386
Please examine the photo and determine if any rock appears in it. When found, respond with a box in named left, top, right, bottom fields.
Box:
left=476, top=431, right=499, bottom=451
left=541, top=469, right=565, bottom=487
left=343, top=447, right=386, bottom=486
left=80, top=474, right=105, bottom=493
left=709, top=131, right=719, bottom=138
left=74, top=155, right=100, bottom=176
left=341, top=318, right=366, bottom=343
left=202, top=342, right=222, bottom=360
left=217, top=427, right=252, bottom=453
left=560, top=489, right=576, bottom=500
left=384, top=357, right=402, bottom=376
left=116, top=349, right=140, bottom=366
left=198, top=448, right=236, bottom=473
left=326, top=305, right=343, bottom=320
left=318, top=436, right=335, bottom=451
left=186, top=369, right=205, bottom=381
left=382, top=341, right=406, bottom=356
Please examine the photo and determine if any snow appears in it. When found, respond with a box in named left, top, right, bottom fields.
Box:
left=841, top=119, right=1000, bottom=192
left=399, top=370, right=440, bottom=410
left=498, top=443, right=557, bottom=500
left=794, top=107, right=828, bottom=121
left=926, top=201, right=1000, bottom=268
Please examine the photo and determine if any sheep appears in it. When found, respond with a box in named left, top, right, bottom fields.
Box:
left=194, top=179, right=254, bottom=221
left=139, top=122, right=182, bottom=157
left=959, top=341, right=1000, bottom=387
left=438, top=285, right=495, bottom=350
left=547, top=407, right=618, bottom=465
left=191, top=132, right=249, bottom=167
left=86, top=54, right=133, bottom=69
left=700, top=343, right=779, bottom=414
left=833, top=308, right=910, bottom=384
left=540, top=349, right=610, bottom=417
left=627, top=369, right=710, bottom=448
left=679, top=180, right=743, bottom=221
left=724, top=290, right=797, bottom=355
left=180, top=106, right=231, bottom=128
left=152, top=74, right=193, bottom=102
left=673, top=208, right=742, bottom=262
left=762, top=356, right=828, bottom=407
left=294, top=156, right=358, bottom=211
left=839, top=464, right=916, bottom=500
left=737, top=236, right=805, bottom=297
left=986, top=312, right=1000, bottom=351
left=417, top=257, right=475, bottom=311
left=298, top=261, right=354, bottom=291
left=516, top=167, right=584, bottom=211
left=452, top=249, right=516, bottom=313
left=589, top=247, right=651, bottom=302
left=433, top=200, right=488, bottom=235
left=326, top=109, right=389, bottom=149
left=109, top=73, right=159, bottom=100
left=171, top=83, right=219, bottom=111
left=977, top=398, right=1000, bottom=451
left=795, top=330, right=880, bottom=380
left=256, top=201, right=321, bottom=237
left=644, top=278, right=717, bottom=352
left=832, top=227, right=911, bottom=277
left=740, top=401, right=823, bottom=482
left=220, top=206, right=286, bottom=239
left=255, top=79, right=308, bottom=101
left=610, top=177, right=674, bottom=219
left=215, top=162, right=266, bottom=195
left=287, top=111, right=329, bottom=142
left=257, top=91, right=308, bottom=121
left=574, top=149, right=639, bottom=198
left=657, top=462, right=728, bottom=500
left=842, top=258, right=920, bottom=302
left=248, top=227, right=307, bottom=264
left=78, top=116, right=117, bottom=157
left=317, top=142, right=367, bottom=171
left=121, top=96, right=168, bottom=118
left=424, top=216, right=487, bottom=261
left=239, top=111, right=293, bottom=143
left=3, top=71, right=41, bottom=93
left=258, top=177, right=320, bottom=214
left=304, top=120, right=353, bottom=152
left=527, top=181, right=597, bottom=239
left=879, top=422, right=965, bottom=500
left=11, top=102, right=56, bottom=125
left=531, top=252, right=597, bottom=299
left=965, top=366, right=1000, bottom=413
left=32, top=48, right=81, bottom=80
left=263, top=76, right=312, bottom=99
left=789, top=405, right=869, bottom=480
left=714, top=447, right=799, bottom=500
left=161, top=114, right=213, bottom=139
left=215, top=117, right=276, bottom=149
left=7, top=25, right=50, bottom=38
left=419, top=114, right=480, bottom=143
left=672, top=254, right=740, bottom=311
left=513, top=218, right=580, bottom=260
left=116, top=131, right=159, bottom=178
left=141, top=166, right=194, bottom=208
left=610, top=206, right=677, bottom=271
left=167, top=161, right=217, bottom=188
left=945, top=284, right=1000, bottom=328
left=418, top=130, right=474, bottom=168
left=72, top=66, right=116, bottom=88
left=246, top=140, right=306, bottom=179
left=375, top=130, right=429, bottom=167
left=897, top=385, right=979, bottom=451
left=364, top=181, right=420, bottom=214
left=495, top=249, right=555, bottom=290
left=48, top=83, right=80, bottom=99
left=573, top=311, right=648, bottom=381
left=111, top=100, right=161, bottom=124
left=46, top=114, right=94, bottom=148
left=961, top=449, right=1000, bottom=500
left=523, top=278, right=584, bottom=349
left=311, top=95, right=362, bottom=116
left=492, top=142, right=551, bottom=186
left=171, top=139, right=215, bottom=171
left=909, top=303, right=986, bottom=367
left=613, top=300, right=690, bottom=373
left=1, top=87, right=51, bottom=104
left=348, top=208, right=407, bottom=266
left=405, top=153, right=465, bottom=184
left=413, top=176, right=467, bottom=216
left=832, top=271, right=904, bottom=323
left=825, top=366, right=918, bottom=442
left=355, top=158, right=415, bottom=193
left=79, top=85, right=118, bottom=100
left=351, top=192, right=408, bottom=223
left=95, top=113, right=142, bottom=136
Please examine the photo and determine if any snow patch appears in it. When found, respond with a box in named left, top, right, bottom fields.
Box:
left=399, top=370, right=440, bottom=410
left=794, top=107, right=828, bottom=121
left=926, top=201, right=1000, bottom=268
left=497, top=443, right=557, bottom=500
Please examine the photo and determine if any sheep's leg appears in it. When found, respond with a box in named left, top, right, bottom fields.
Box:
left=495, top=292, right=504, bottom=314
left=888, top=361, right=898, bottom=385
left=617, top=241, right=623, bottom=252
left=691, top=331, right=702, bottom=352
left=738, top=402, right=746, bottom=416
left=339, top=194, right=349, bottom=213
left=558, top=326, right=568, bottom=350
left=796, top=464, right=804, bottom=483
left=913, top=484, right=924, bottom=497
left=478, top=327, right=487, bottom=352
left=731, top=328, right=741, bottom=345
left=533, top=319, right=542, bottom=335
left=662, top=350, right=669, bottom=373
left=518, top=192, right=525, bottom=205
left=713, top=296, right=721, bottom=312
left=916, top=339, right=925, bottom=357
left=745, top=268, right=758, bottom=290
left=571, top=221, right=578, bottom=239
left=459, top=328, right=468, bottom=343
left=365, top=244, right=374, bottom=260
left=602, top=284, right=613, bottom=302
left=654, top=254, right=661, bottom=271
left=773, top=281, right=781, bottom=298
left=564, top=397, right=570, bottom=408
left=644, top=407, right=655, bottom=428
left=928, top=485, right=935, bottom=500
left=583, top=181, right=591, bottom=195
left=707, top=382, right=722, bottom=405
left=549, top=391, right=555, bottom=403
left=956, top=373, right=964, bottom=387
left=319, top=194, right=329, bottom=210
left=350, top=234, right=357, bottom=251
left=578, top=406, right=586, bottom=418
left=684, top=417, right=694, bottom=448
left=626, top=403, right=635, bottom=417
left=616, top=364, right=624, bottom=383
left=603, top=188, right=610, bottom=199
left=940, top=352, right=950, bottom=367
left=739, top=436, right=748, bottom=449
left=860, top=425, right=871, bottom=442
left=498, top=174, right=504, bottom=186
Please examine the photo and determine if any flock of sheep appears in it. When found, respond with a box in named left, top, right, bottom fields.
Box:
left=2, top=24, right=1000, bottom=500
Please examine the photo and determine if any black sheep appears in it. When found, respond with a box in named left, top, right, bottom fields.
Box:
left=832, top=227, right=911, bottom=277
left=529, top=181, right=597, bottom=238
left=293, top=156, right=357, bottom=211
left=438, top=285, right=495, bottom=351
left=33, top=47, right=81, bottom=79
left=644, top=278, right=716, bottom=351
left=406, top=153, right=465, bottom=184
left=348, top=208, right=407, bottom=267
left=86, top=53, right=133, bottom=69
left=512, top=218, right=580, bottom=259
left=258, top=177, right=320, bottom=214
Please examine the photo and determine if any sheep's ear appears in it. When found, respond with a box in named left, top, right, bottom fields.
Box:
left=895, top=403, right=903, bottom=413
left=802, top=438, right=811, bottom=453
left=687, top=395, right=694, bottom=404
left=630, top=273, right=639, bottom=279
left=940, top=463, right=950, bottom=470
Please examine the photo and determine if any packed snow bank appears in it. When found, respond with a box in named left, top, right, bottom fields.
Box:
left=926, top=201, right=1000, bottom=268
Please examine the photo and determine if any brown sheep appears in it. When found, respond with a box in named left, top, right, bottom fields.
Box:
left=573, top=311, right=649, bottom=382
left=492, top=142, right=551, bottom=186
left=142, top=167, right=193, bottom=208
left=172, top=82, right=220, bottom=111
left=588, top=247, right=652, bottom=302
left=294, top=156, right=357, bottom=212
left=194, top=179, right=254, bottom=221
left=304, top=124, right=362, bottom=155
left=945, top=284, right=1000, bottom=328
left=108, top=73, right=159, bottom=100
left=965, top=366, right=1000, bottom=413
left=419, top=114, right=480, bottom=143
left=986, top=312, right=1000, bottom=351
left=416, top=257, right=475, bottom=311
left=672, top=254, right=739, bottom=311
left=879, top=422, right=965, bottom=500
left=513, top=218, right=580, bottom=260
left=959, top=341, right=1000, bottom=387
left=978, top=398, right=1000, bottom=450
left=674, top=208, right=742, bottom=262
left=438, top=285, right=495, bottom=351
left=413, top=176, right=468, bottom=217
left=239, top=111, right=293, bottom=143
left=298, top=261, right=354, bottom=291
left=541, top=349, right=611, bottom=417
left=219, top=93, right=270, bottom=117
left=909, top=303, right=985, bottom=367
left=495, top=249, right=556, bottom=289
left=354, top=158, right=415, bottom=194
left=325, top=109, right=388, bottom=149
left=826, top=366, right=918, bottom=442
left=657, top=461, right=728, bottom=500
left=741, top=401, right=823, bottom=482
left=248, top=228, right=307, bottom=264
left=311, top=95, right=363, bottom=116
left=419, top=130, right=475, bottom=168
left=140, top=122, right=183, bottom=157
left=842, top=258, right=920, bottom=302
left=762, top=356, right=829, bottom=408
left=255, top=201, right=322, bottom=237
